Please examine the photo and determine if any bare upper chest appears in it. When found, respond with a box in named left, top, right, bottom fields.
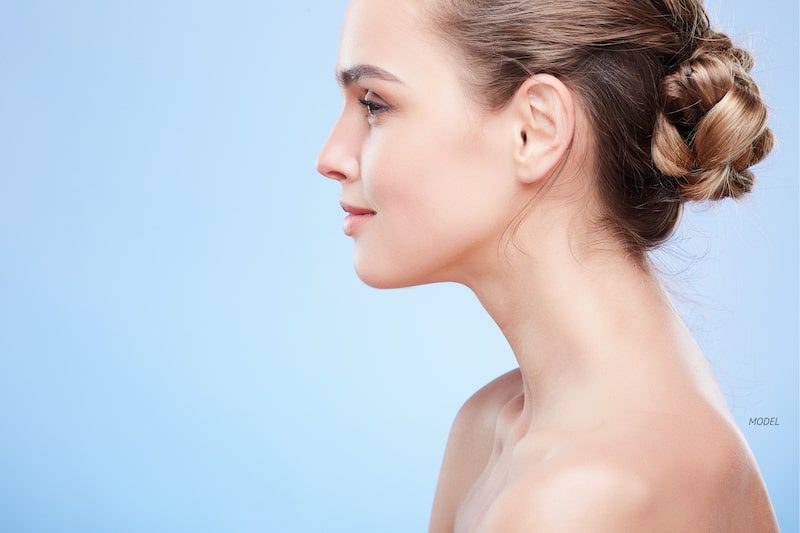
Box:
left=452, top=440, right=536, bottom=533
left=451, top=393, right=555, bottom=533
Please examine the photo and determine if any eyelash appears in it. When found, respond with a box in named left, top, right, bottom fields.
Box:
left=357, top=96, right=386, bottom=120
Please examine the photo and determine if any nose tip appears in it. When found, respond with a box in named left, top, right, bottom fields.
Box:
left=316, top=123, right=357, bottom=182
left=315, top=154, right=326, bottom=176
left=316, top=151, right=348, bottom=182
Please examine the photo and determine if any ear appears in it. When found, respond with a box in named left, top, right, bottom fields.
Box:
left=511, top=73, right=575, bottom=185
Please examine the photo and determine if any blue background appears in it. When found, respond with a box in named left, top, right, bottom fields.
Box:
left=0, top=1, right=796, bottom=531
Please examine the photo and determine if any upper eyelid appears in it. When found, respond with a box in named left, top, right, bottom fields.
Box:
left=360, top=95, right=385, bottom=107
left=360, top=88, right=386, bottom=102
left=357, top=91, right=389, bottom=110
left=338, top=80, right=393, bottom=105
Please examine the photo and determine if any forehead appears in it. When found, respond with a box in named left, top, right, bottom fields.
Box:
left=335, top=0, right=444, bottom=90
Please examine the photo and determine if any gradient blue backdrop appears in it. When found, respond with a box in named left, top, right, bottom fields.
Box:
left=0, top=1, right=797, bottom=531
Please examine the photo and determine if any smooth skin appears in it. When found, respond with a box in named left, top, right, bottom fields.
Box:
left=315, top=0, right=780, bottom=531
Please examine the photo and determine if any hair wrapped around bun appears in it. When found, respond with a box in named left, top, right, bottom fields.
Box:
left=652, top=29, right=775, bottom=202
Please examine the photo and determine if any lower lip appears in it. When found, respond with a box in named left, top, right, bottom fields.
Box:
left=343, top=212, right=376, bottom=236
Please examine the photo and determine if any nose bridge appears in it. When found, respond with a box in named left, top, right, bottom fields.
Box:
left=316, top=109, right=359, bottom=182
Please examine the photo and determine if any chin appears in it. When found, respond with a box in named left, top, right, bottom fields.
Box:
left=354, top=262, right=414, bottom=289
left=353, top=256, right=437, bottom=289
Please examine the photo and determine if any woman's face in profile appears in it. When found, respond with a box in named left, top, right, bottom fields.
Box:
left=316, top=0, right=520, bottom=289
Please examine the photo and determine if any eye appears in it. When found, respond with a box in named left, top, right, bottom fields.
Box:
left=357, top=95, right=387, bottom=121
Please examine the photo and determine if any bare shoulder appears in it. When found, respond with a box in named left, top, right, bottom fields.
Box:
left=480, top=454, right=653, bottom=533
left=428, top=367, right=523, bottom=533
left=457, top=366, right=523, bottom=420
left=479, top=407, right=779, bottom=532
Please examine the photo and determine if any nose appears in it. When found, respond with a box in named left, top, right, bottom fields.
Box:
left=316, top=143, right=354, bottom=183
left=316, top=118, right=358, bottom=182
left=315, top=150, right=345, bottom=182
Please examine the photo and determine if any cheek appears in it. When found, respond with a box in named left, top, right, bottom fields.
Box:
left=362, top=118, right=513, bottom=264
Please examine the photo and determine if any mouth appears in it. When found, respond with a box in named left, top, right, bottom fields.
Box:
left=342, top=210, right=376, bottom=236
left=340, top=201, right=377, bottom=215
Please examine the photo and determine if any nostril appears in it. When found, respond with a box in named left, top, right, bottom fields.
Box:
left=327, top=171, right=347, bottom=181
left=316, top=160, right=338, bottom=180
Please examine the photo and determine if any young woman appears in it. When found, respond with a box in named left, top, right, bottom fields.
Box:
left=316, top=0, right=779, bottom=531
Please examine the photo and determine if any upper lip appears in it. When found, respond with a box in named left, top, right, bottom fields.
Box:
left=340, top=200, right=376, bottom=215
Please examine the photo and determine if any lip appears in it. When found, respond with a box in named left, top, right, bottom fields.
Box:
left=343, top=212, right=375, bottom=236
left=340, top=200, right=376, bottom=215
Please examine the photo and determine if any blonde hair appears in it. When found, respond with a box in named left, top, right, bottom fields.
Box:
left=421, top=0, right=774, bottom=267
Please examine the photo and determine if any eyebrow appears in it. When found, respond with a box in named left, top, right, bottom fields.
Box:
left=335, top=64, right=405, bottom=88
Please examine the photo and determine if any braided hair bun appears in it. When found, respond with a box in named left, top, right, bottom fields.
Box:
left=651, top=29, right=774, bottom=202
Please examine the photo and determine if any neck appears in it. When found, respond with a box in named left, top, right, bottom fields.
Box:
left=455, top=224, right=709, bottom=441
